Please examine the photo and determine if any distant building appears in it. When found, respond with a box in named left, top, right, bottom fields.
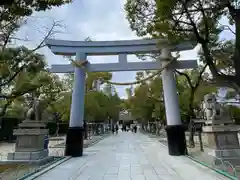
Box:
left=118, top=110, right=134, bottom=124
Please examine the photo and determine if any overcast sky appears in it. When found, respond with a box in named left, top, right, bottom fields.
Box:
left=15, top=0, right=234, bottom=99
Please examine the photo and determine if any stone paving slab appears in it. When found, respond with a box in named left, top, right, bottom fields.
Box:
left=33, top=132, right=228, bottom=180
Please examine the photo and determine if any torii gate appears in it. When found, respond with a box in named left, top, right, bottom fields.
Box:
left=45, top=38, right=197, bottom=157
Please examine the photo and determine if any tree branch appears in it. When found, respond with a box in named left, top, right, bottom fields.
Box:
left=0, top=65, right=26, bottom=87
left=180, top=0, right=205, bottom=43
left=196, top=0, right=209, bottom=42
left=226, top=1, right=235, bottom=19
left=0, top=21, right=60, bottom=88
left=194, top=64, right=208, bottom=90
left=217, top=20, right=235, bottom=35
left=7, top=84, right=45, bottom=99
left=175, top=70, right=194, bottom=89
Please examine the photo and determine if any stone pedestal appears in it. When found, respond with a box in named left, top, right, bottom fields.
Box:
left=7, top=120, right=53, bottom=165
left=203, top=125, right=240, bottom=166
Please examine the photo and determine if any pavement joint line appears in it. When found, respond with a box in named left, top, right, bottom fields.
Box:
left=70, top=160, right=89, bottom=180
left=85, top=133, right=111, bottom=148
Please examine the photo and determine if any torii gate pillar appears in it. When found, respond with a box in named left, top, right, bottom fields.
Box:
left=65, top=52, right=86, bottom=157
left=161, top=49, right=187, bottom=155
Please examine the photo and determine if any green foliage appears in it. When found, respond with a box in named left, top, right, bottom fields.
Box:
left=0, top=0, right=72, bottom=119
left=0, top=46, right=56, bottom=117
left=84, top=82, right=121, bottom=122
left=86, top=72, right=112, bottom=91
left=229, top=105, right=240, bottom=124
left=62, top=72, right=112, bottom=92
left=50, top=92, right=72, bottom=121
left=107, top=92, right=121, bottom=120
left=6, top=101, right=25, bottom=118
left=0, top=0, right=70, bottom=49
left=125, top=0, right=240, bottom=93
left=125, top=0, right=225, bottom=42
left=126, top=69, right=217, bottom=124
left=126, top=76, right=164, bottom=123
left=37, top=73, right=66, bottom=117
left=0, top=0, right=71, bottom=21
left=53, top=72, right=121, bottom=123
left=103, top=84, right=114, bottom=96
left=85, top=91, right=108, bottom=122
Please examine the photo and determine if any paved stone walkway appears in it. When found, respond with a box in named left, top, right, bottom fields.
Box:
left=34, top=132, right=228, bottom=180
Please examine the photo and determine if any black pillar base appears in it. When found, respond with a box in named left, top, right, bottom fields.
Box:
left=65, top=127, right=84, bottom=157
left=165, top=125, right=187, bottom=156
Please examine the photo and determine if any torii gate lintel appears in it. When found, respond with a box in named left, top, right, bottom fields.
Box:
left=50, top=60, right=197, bottom=73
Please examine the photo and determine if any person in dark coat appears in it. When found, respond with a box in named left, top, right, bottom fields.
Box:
left=112, top=124, right=115, bottom=134
left=115, top=124, right=119, bottom=134
left=133, top=125, right=137, bottom=133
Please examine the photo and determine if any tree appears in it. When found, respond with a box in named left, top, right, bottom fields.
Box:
left=124, top=0, right=239, bottom=93
left=5, top=97, right=25, bottom=118
left=0, top=0, right=68, bottom=51
left=59, top=71, right=121, bottom=124
left=49, top=91, right=71, bottom=122
left=103, top=83, right=114, bottom=96
left=175, top=67, right=217, bottom=147
left=86, top=72, right=112, bottom=92
left=123, top=75, right=166, bottom=133
left=102, top=84, right=121, bottom=121
left=107, top=92, right=121, bottom=121
left=176, top=65, right=207, bottom=118
left=36, top=73, right=66, bottom=120
left=0, top=13, right=63, bottom=117
left=0, top=0, right=71, bottom=24
left=62, top=72, right=112, bottom=92
left=126, top=77, right=162, bottom=124
left=0, top=47, right=54, bottom=117
left=85, top=91, right=109, bottom=122
left=229, top=105, right=240, bottom=124
left=126, top=68, right=217, bottom=137
left=0, top=0, right=69, bottom=116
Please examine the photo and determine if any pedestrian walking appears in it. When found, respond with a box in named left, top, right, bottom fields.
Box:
left=112, top=124, right=115, bottom=134
left=115, top=124, right=119, bottom=134
left=133, top=125, right=137, bottom=133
